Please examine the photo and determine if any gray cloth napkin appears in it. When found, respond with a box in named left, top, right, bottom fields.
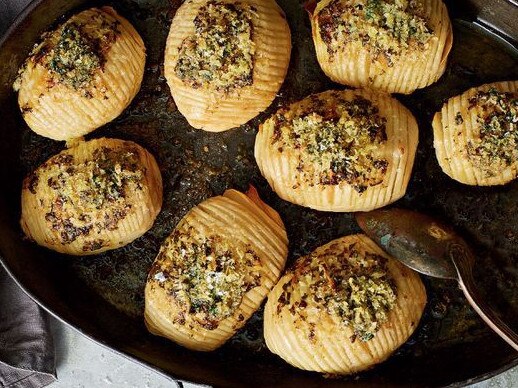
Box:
left=0, top=267, right=56, bottom=388
left=0, top=2, right=57, bottom=387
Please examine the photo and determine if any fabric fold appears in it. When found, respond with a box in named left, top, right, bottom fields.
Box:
left=0, top=266, right=57, bottom=388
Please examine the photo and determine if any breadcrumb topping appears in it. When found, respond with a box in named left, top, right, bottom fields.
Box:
left=175, top=1, right=256, bottom=93
left=14, top=9, right=120, bottom=97
left=150, top=225, right=263, bottom=330
left=277, top=241, right=397, bottom=342
left=271, top=92, right=388, bottom=193
left=318, top=0, right=433, bottom=66
left=25, top=145, right=144, bottom=249
left=465, top=88, right=518, bottom=175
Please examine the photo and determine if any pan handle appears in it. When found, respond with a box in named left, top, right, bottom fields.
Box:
left=452, top=245, right=518, bottom=351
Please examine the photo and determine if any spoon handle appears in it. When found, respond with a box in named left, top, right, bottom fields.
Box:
left=454, top=256, right=518, bottom=351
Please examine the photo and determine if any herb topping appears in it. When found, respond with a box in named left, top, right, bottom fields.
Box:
left=466, top=88, right=518, bottom=174
left=278, top=241, right=397, bottom=342
left=15, top=9, right=120, bottom=96
left=318, top=0, right=433, bottom=66
left=151, top=226, right=262, bottom=330
left=175, top=1, right=255, bottom=93
left=30, top=146, right=144, bottom=245
left=272, top=92, right=388, bottom=193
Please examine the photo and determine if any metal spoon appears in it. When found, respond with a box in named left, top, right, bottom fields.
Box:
left=355, top=208, right=518, bottom=351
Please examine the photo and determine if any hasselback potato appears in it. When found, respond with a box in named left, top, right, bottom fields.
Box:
left=433, top=80, right=518, bottom=185
left=14, top=7, right=146, bottom=140
left=144, top=187, right=288, bottom=351
left=164, top=0, right=291, bottom=132
left=308, top=0, right=452, bottom=94
left=264, top=234, right=426, bottom=375
left=254, top=89, right=418, bottom=212
left=21, top=138, right=162, bottom=255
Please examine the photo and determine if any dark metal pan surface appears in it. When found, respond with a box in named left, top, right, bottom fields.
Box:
left=0, top=0, right=517, bottom=386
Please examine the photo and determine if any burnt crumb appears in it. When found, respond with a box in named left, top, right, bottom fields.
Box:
left=175, top=313, right=186, bottom=326
left=104, top=206, right=129, bottom=231
left=373, top=159, right=389, bottom=173
left=308, top=323, right=316, bottom=343
left=455, top=112, right=464, bottom=125
left=52, top=154, right=74, bottom=166
left=24, top=173, right=39, bottom=194
left=58, top=219, right=92, bottom=244
left=82, top=239, right=105, bottom=251
left=20, top=104, right=32, bottom=115
left=47, top=177, right=59, bottom=189
left=201, top=320, right=219, bottom=330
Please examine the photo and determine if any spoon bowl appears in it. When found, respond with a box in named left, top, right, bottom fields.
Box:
left=356, top=208, right=518, bottom=352
left=356, top=208, right=459, bottom=279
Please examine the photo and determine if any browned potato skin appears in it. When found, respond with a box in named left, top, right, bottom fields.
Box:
left=21, top=138, right=162, bottom=255
left=14, top=7, right=146, bottom=141
left=144, top=188, right=288, bottom=351
left=164, top=0, right=291, bottom=132
left=309, top=0, right=452, bottom=94
left=264, top=234, right=427, bottom=375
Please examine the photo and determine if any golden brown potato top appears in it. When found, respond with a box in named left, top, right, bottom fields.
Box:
left=23, top=144, right=146, bottom=250
left=463, top=88, right=518, bottom=175
left=316, top=0, right=433, bottom=66
left=148, top=224, right=264, bottom=330
left=14, top=8, right=121, bottom=98
left=276, top=240, right=397, bottom=343
left=174, top=0, right=256, bottom=94
left=268, top=91, right=388, bottom=193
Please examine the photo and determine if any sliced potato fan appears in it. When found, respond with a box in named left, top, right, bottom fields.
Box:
left=264, top=234, right=427, bottom=375
left=254, top=89, right=418, bottom=212
left=144, top=187, right=288, bottom=351
left=433, top=80, right=518, bottom=186
left=21, top=138, right=162, bottom=255
left=164, top=0, right=291, bottom=132
left=309, top=0, right=452, bottom=94
left=13, top=7, right=146, bottom=141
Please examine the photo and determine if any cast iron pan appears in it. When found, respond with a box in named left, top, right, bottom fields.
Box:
left=0, top=0, right=517, bottom=386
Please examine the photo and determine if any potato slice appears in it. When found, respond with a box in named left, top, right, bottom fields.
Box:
left=144, top=187, right=288, bottom=351
left=164, top=0, right=291, bottom=132
left=264, top=234, right=426, bottom=375
left=14, top=7, right=145, bottom=140
left=433, top=80, right=518, bottom=185
left=308, top=0, right=452, bottom=94
left=254, top=89, right=418, bottom=212
left=21, top=138, right=162, bottom=255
